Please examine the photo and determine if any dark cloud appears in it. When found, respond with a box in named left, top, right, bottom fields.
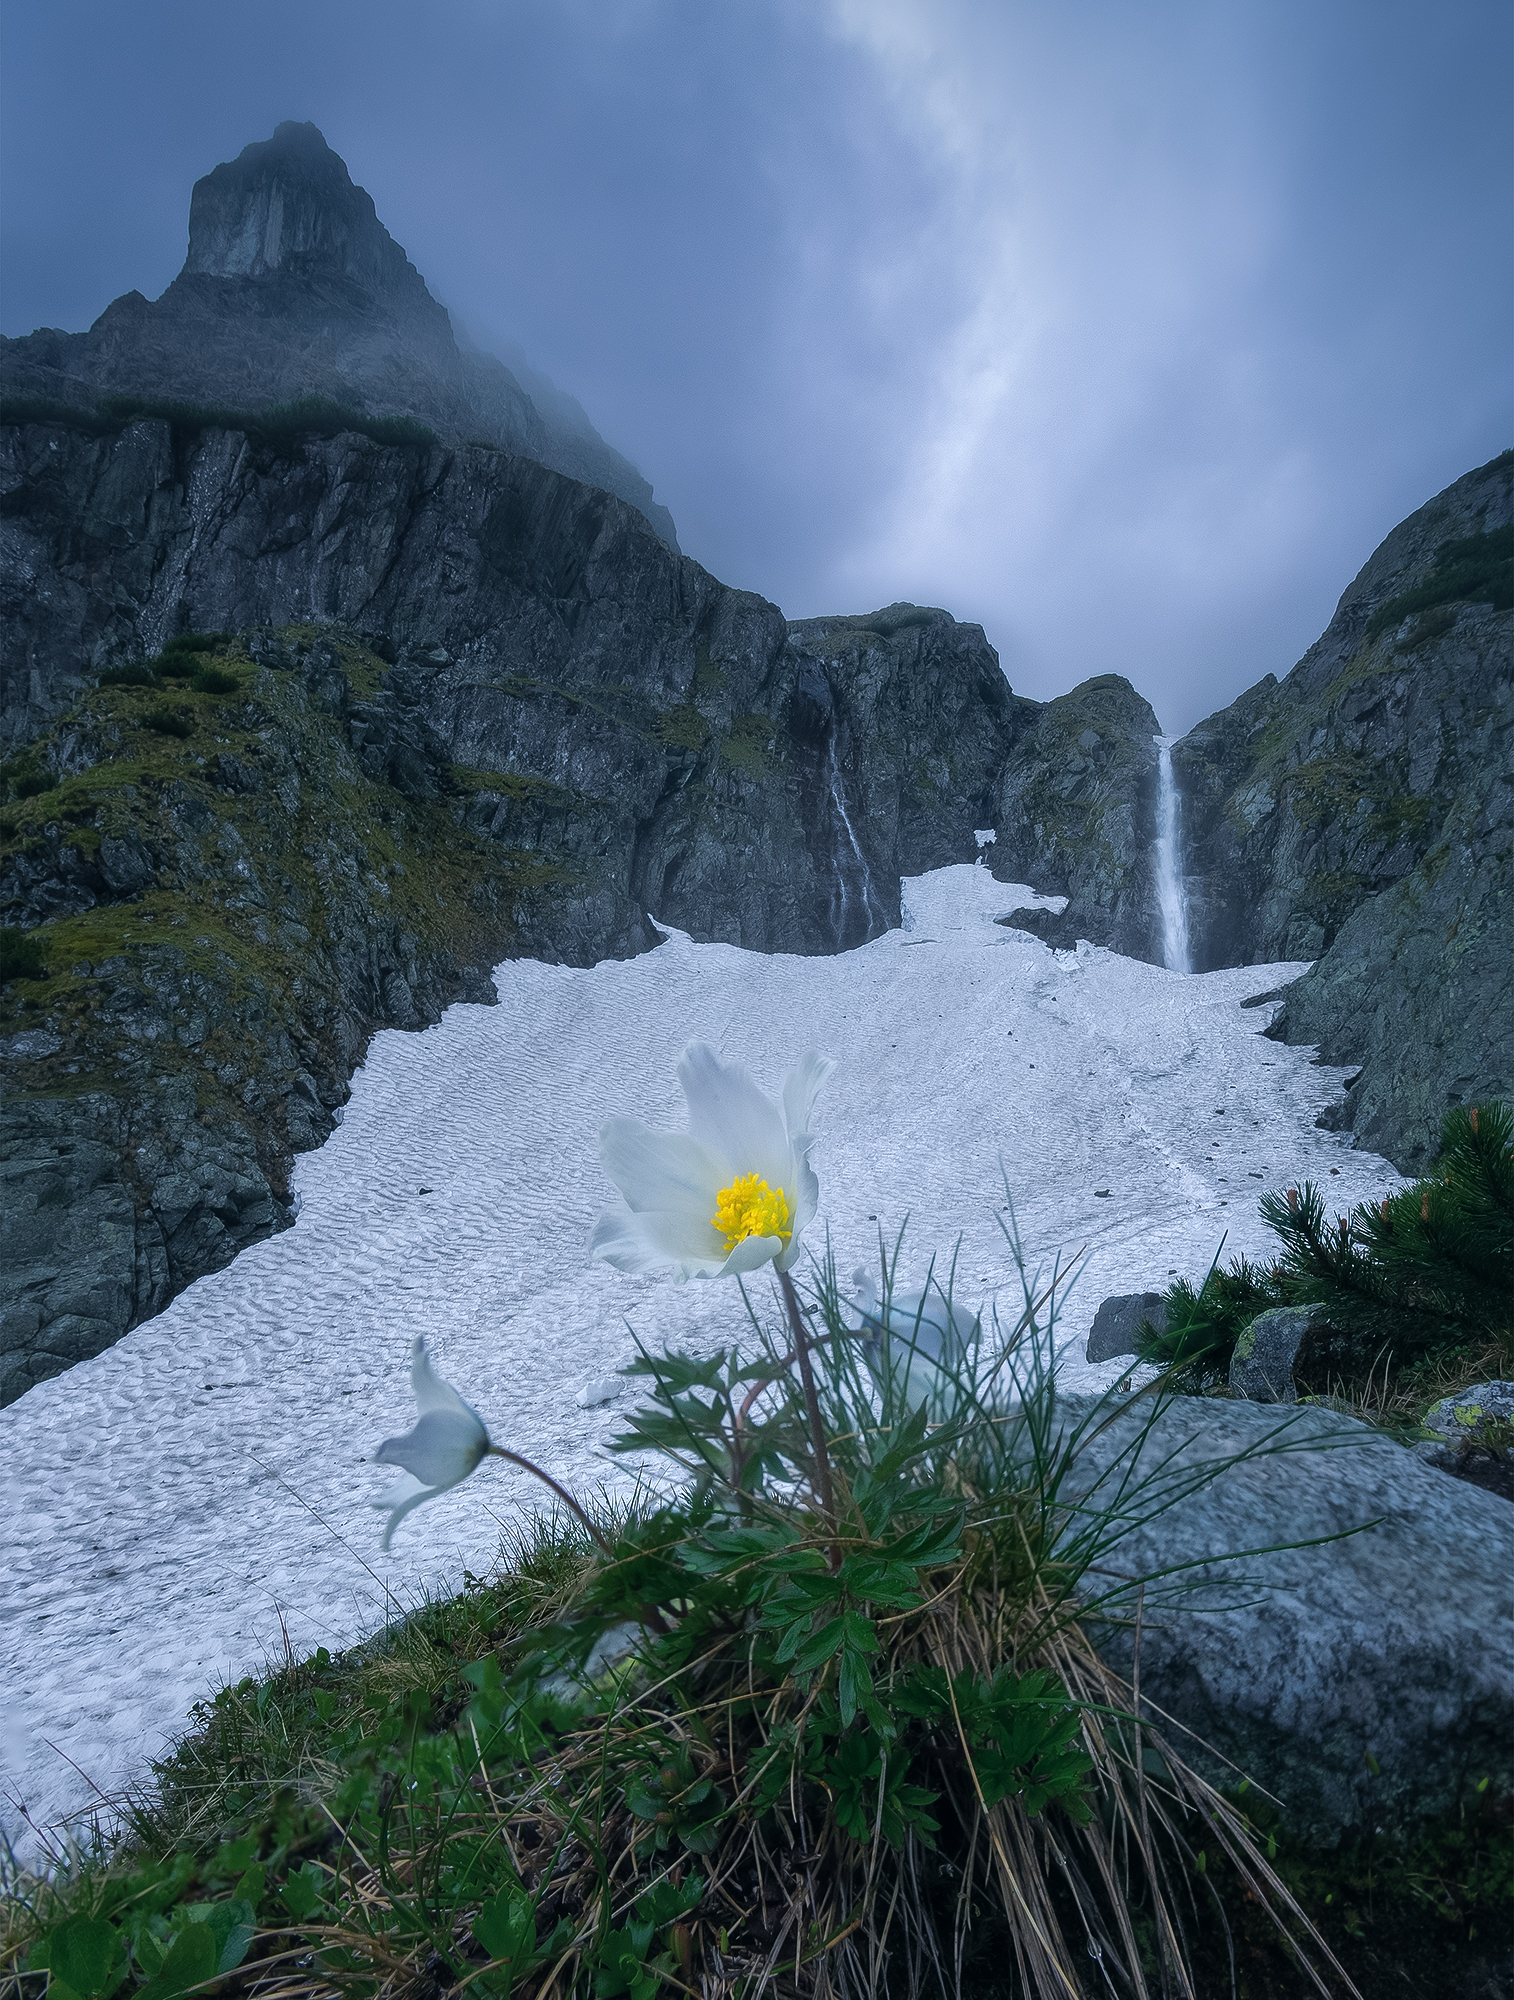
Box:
left=4, top=0, right=1508, bottom=731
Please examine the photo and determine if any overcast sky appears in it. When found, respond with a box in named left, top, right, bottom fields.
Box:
left=3, top=0, right=1509, bottom=734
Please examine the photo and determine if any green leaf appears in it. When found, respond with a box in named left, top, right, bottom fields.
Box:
left=40, top=1917, right=128, bottom=2000
left=183, top=1900, right=256, bottom=1975
left=474, top=1886, right=538, bottom=1967
left=793, top=1615, right=849, bottom=1673
left=279, top=1865, right=324, bottom=1921
left=133, top=1924, right=219, bottom=2000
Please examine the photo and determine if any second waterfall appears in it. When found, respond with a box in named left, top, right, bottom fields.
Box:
left=1153, top=735, right=1191, bottom=974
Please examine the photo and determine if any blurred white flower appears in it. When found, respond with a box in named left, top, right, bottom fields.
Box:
left=853, top=1266, right=981, bottom=1421
left=371, top=1337, right=490, bottom=1550
left=591, top=1041, right=834, bottom=1281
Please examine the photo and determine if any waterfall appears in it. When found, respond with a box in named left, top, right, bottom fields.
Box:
left=1153, top=735, right=1191, bottom=974
left=825, top=735, right=887, bottom=949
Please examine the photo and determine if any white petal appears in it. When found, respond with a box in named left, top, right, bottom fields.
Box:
left=410, top=1336, right=489, bottom=1433
left=376, top=1408, right=488, bottom=1487
left=599, top=1118, right=723, bottom=1216
left=590, top=1206, right=727, bottom=1278
left=377, top=1479, right=447, bottom=1552
left=678, top=1043, right=791, bottom=1187
left=373, top=1470, right=426, bottom=1509
left=782, top=1051, right=835, bottom=1150
left=717, top=1232, right=784, bottom=1278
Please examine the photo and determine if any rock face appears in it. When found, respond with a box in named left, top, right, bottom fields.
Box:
left=0, top=414, right=1046, bottom=1396
left=1072, top=1394, right=1514, bottom=1842
left=1171, top=452, right=1513, bottom=1170
left=988, top=674, right=1164, bottom=961
left=0, top=627, right=538, bottom=1402
left=0, top=122, right=679, bottom=552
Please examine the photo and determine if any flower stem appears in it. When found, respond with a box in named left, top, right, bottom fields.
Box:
left=487, top=1446, right=614, bottom=1556
left=778, top=1268, right=839, bottom=1565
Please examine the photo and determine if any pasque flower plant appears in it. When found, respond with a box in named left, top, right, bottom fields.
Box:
left=592, top=1040, right=842, bottom=1537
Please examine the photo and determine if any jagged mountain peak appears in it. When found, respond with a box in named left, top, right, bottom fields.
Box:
left=0, top=124, right=679, bottom=548
left=183, top=120, right=426, bottom=302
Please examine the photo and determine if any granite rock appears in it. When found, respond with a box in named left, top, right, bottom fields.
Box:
left=1172, top=451, right=1513, bottom=1170
left=1067, top=1394, right=1513, bottom=1840
left=1423, top=1379, right=1514, bottom=1443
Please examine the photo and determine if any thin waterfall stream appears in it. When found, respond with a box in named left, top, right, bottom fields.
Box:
left=825, top=735, right=888, bottom=948
left=1153, top=735, right=1191, bottom=974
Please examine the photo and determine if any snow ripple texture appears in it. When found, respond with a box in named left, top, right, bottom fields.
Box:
left=0, top=866, right=1404, bottom=1848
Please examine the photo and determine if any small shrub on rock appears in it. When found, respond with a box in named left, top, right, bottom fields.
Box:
left=0, top=926, right=47, bottom=979
left=190, top=665, right=240, bottom=694
left=142, top=706, right=193, bottom=739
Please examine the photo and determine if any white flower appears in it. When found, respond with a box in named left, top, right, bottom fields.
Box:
left=371, top=1337, right=490, bottom=1550
left=590, top=1042, right=834, bottom=1281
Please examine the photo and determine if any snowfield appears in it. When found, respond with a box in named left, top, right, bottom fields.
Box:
left=0, top=865, right=1405, bottom=1852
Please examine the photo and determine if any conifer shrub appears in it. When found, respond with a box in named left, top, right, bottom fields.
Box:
left=0, top=754, right=56, bottom=801
left=190, top=665, right=240, bottom=694
left=1139, top=1103, right=1513, bottom=1394
left=97, top=662, right=159, bottom=688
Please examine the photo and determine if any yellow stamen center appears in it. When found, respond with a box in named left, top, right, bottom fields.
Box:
left=711, top=1173, right=792, bottom=1252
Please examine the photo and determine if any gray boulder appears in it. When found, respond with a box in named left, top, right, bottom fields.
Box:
left=1228, top=1304, right=1320, bottom=1403
left=1063, top=1394, right=1512, bottom=1841
left=1085, top=1292, right=1166, bottom=1364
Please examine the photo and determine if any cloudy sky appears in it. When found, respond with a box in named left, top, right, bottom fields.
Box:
left=3, top=0, right=1508, bottom=733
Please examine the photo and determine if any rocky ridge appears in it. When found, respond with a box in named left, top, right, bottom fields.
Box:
left=5, top=411, right=1133, bottom=1398
left=0, top=122, right=679, bottom=556
left=1173, top=451, right=1513, bottom=1169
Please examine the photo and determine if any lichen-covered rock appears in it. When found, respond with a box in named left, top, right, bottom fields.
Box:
left=1069, top=1394, right=1513, bottom=1841
left=1229, top=1304, right=1320, bottom=1403
left=1423, top=1380, right=1514, bottom=1443
left=1085, top=1291, right=1166, bottom=1363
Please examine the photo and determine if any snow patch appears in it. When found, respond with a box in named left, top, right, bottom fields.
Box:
left=0, top=865, right=1402, bottom=1852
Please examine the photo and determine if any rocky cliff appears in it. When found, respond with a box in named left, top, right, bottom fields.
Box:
left=1172, top=451, right=1513, bottom=1169
left=0, top=122, right=679, bottom=556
